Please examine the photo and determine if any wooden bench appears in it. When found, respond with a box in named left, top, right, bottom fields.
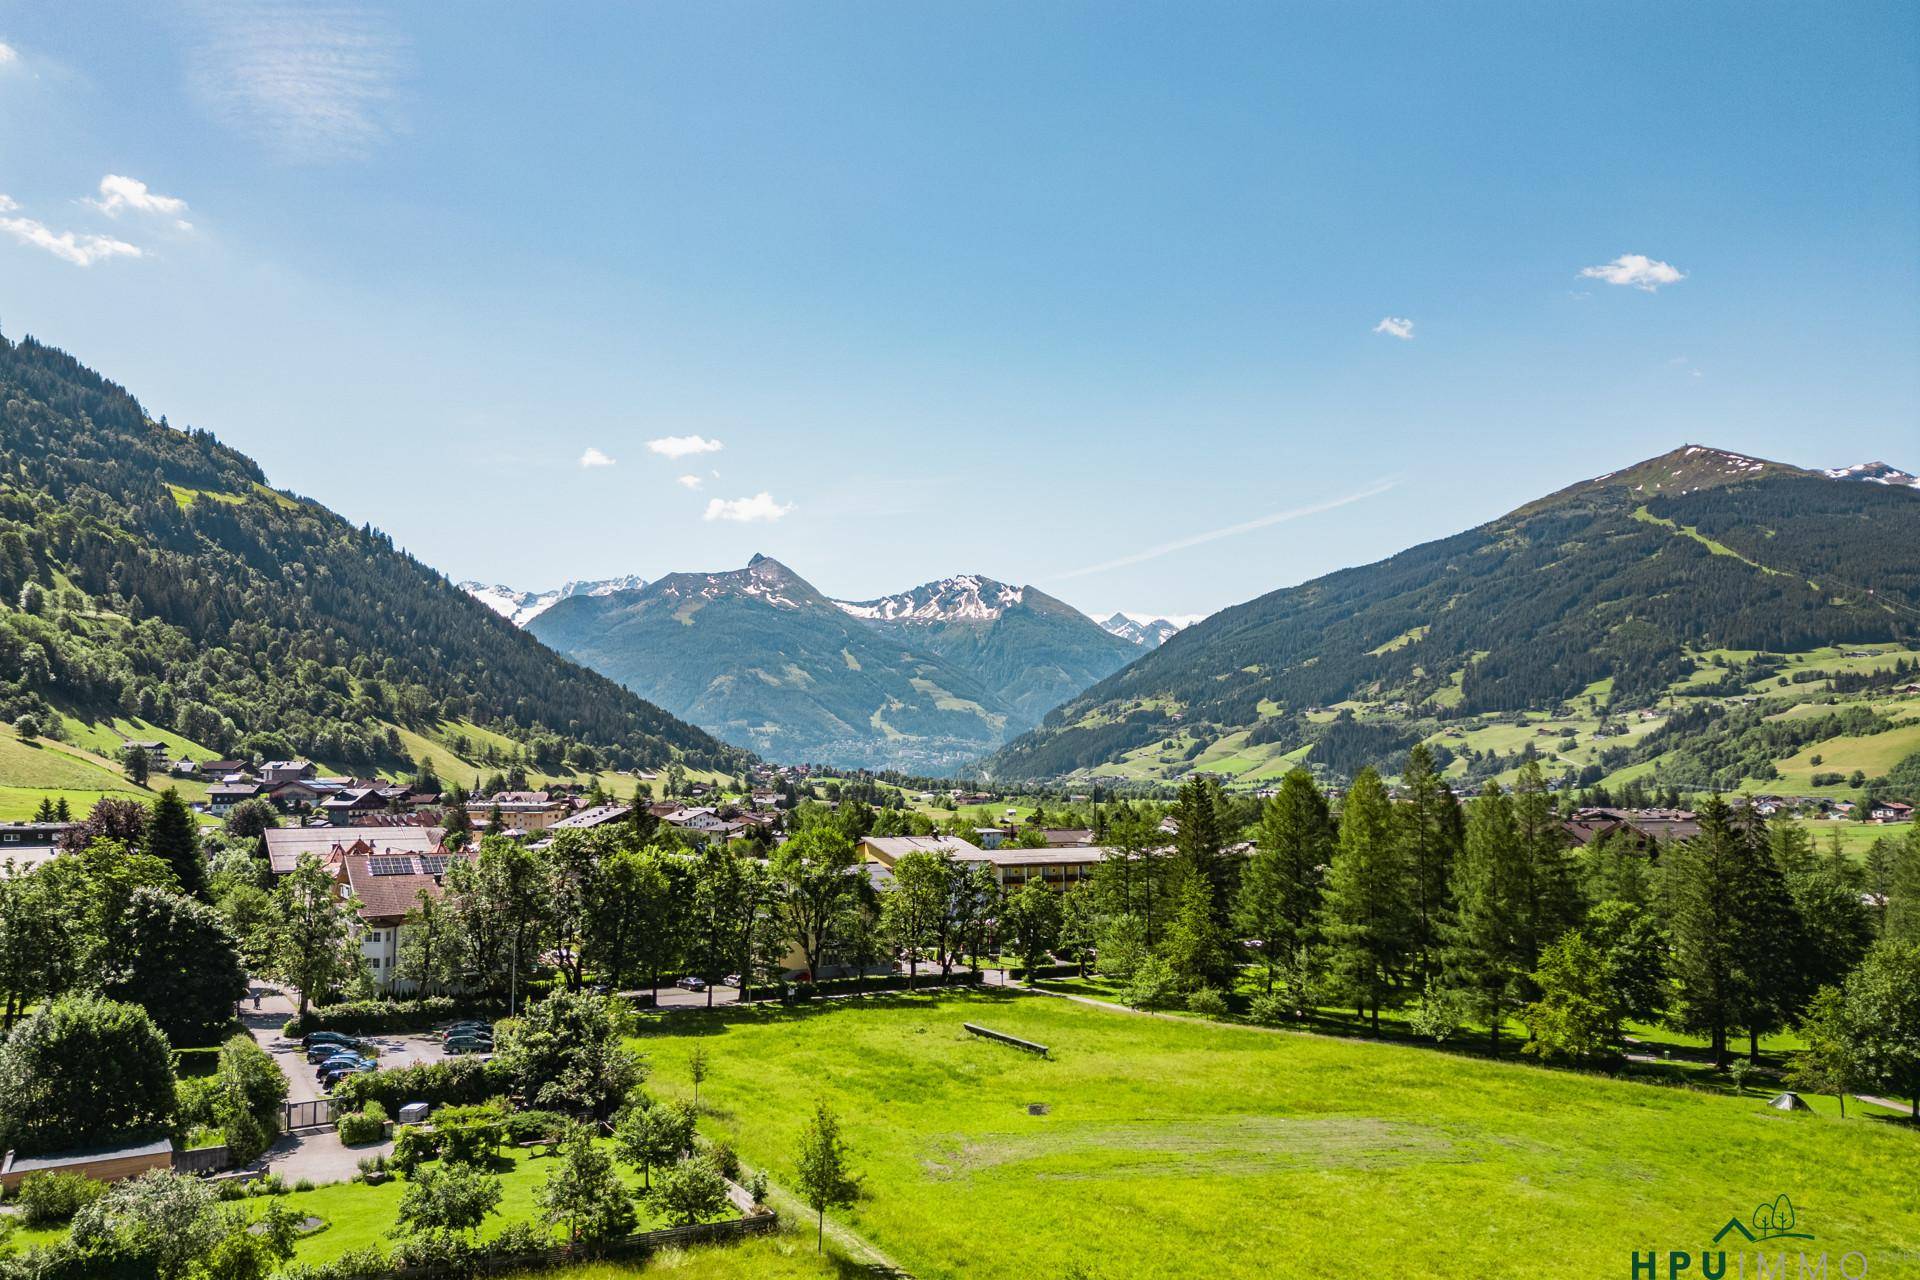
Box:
left=964, top=1023, right=1050, bottom=1056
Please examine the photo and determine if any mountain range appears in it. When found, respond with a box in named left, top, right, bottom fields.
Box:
left=0, top=332, right=745, bottom=780
left=524, top=560, right=1137, bottom=770
left=986, top=445, right=1920, bottom=787
left=1098, top=613, right=1199, bottom=648
left=460, top=576, right=650, bottom=626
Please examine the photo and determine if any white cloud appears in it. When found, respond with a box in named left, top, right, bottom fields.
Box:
left=186, top=1, right=410, bottom=162
left=1053, top=480, right=1397, bottom=581
left=676, top=474, right=703, bottom=490
left=1580, top=253, right=1685, bottom=292
left=0, top=42, right=18, bottom=66
left=703, top=492, right=794, bottom=523
left=1372, top=316, right=1415, bottom=340
left=88, top=175, right=193, bottom=230
left=578, top=447, right=615, bottom=468
left=647, top=434, right=724, bottom=460
left=0, top=198, right=143, bottom=266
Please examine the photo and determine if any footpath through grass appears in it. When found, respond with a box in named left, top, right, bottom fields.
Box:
left=631, top=990, right=1920, bottom=1280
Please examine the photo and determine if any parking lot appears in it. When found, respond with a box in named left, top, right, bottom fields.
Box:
left=244, top=984, right=486, bottom=1107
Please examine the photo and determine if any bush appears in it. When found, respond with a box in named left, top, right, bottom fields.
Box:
left=338, top=1102, right=388, bottom=1146
left=16, top=1171, right=107, bottom=1226
left=440, top=1119, right=504, bottom=1167
left=390, top=1126, right=440, bottom=1176
left=1119, top=955, right=1179, bottom=1011
left=282, top=996, right=509, bottom=1039
left=499, top=1109, right=570, bottom=1144
left=702, top=1138, right=740, bottom=1181
left=495, top=990, right=644, bottom=1119
left=248, top=1173, right=289, bottom=1197
left=330, top=1057, right=507, bottom=1113
left=1184, top=988, right=1229, bottom=1018
left=1246, top=991, right=1292, bottom=1026
left=0, top=995, right=176, bottom=1156
left=278, top=1245, right=391, bottom=1280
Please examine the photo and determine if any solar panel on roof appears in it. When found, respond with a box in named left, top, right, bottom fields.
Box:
left=368, top=855, right=414, bottom=876
left=418, top=854, right=450, bottom=875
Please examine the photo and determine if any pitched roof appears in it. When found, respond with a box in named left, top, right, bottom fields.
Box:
left=342, top=853, right=469, bottom=921
left=265, top=825, right=444, bottom=874
left=858, top=835, right=985, bottom=862
left=550, top=803, right=632, bottom=830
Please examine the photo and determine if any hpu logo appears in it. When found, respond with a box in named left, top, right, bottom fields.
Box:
left=1630, top=1196, right=1869, bottom=1280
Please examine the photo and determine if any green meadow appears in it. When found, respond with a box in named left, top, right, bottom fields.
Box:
left=632, top=992, right=1920, bottom=1280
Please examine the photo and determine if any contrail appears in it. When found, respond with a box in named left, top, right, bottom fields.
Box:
left=1051, top=479, right=1398, bottom=581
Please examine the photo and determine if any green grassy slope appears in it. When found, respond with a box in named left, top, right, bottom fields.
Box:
left=633, top=992, right=1920, bottom=1280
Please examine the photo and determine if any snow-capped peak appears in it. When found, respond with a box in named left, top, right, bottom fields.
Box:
left=1098, top=612, right=1204, bottom=648
left=1823, top=460, right=1920, bottom=489
left=835, top=575, right=1028, bottom=623
left=459, top=574, right=648, bottom=626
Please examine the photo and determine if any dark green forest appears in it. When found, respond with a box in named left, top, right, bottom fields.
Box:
left=0, top=333, right=748, bottom=773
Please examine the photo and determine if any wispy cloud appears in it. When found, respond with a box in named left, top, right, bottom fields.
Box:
left=704, top=492, right=794, bottom=523
left=1053, top=480, right=1397, bottom=581
left=578, top=447, right=616, bottom=469
left=88, top=175, right=193, bottom=231
left=1580, top=253, right=1685, bottom=292
left=648, top=434, right=724, bottom=460
left=185, top=1, right=409, bottom=162
left=676, top=474, right=703, bottom=490
left=1372, top=316, right=1415, bottom=340
left=0, top=42, right=19, bottom=66
left=0, top=195, right=143, bottom=266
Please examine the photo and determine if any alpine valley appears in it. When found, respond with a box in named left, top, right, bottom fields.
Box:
left=517, top=561, right=1138, bottom=770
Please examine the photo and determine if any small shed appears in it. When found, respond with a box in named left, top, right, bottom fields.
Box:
left=1766, top=1091, right=1810, bottom=1112
left=0, top=1138, right=174, bottom=1193
left=398, top=1102, right=431, bottom=1125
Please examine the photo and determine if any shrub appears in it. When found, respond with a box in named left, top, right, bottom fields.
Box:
left=1246, top=991, right=1291, bottom=1026
left=500, top=1109, right=571, bottom=1144
left=248, top=1173, right=288, bottom=1197
left=294, top=1178, right=316, bottom=1193
left=646, top=1156, right=730, bottom=1227
left=0, top=995, right=176, bottom=1156
left=330, top=1057, right=507, bottom=1113
left=391, top=1126, right=440, bottom=1176
left=1185, top=988, right=1229, bottom=1018
left=702, top=1138, right=741, bottom=1182
left=17, top=1171, right=107, bottom=1226
left=441, top=1119, right=504, bottom=1167
left=282, top=996, right=509, bottom=1039
left=277, top=1245, right=391, bottom=1280
left=1119, top=955, right=1179, bottom=1010
left=338, top=1102, right=389, bottom=1146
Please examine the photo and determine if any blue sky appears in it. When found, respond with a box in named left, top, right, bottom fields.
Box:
left=1, top=2, right=1915, bottom=619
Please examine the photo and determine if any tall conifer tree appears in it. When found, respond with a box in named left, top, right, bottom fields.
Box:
left=1320, top=768, right=1409, bottom=1031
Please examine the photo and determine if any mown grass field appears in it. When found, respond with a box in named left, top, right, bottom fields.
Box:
left=632, top=991, right=1920, bottom=1280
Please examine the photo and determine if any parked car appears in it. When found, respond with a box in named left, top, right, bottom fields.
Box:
left=445, top=1036, right=493, bottom=1056
left=441, top=1021, right=492, bottom=1040
left=307, top=1044, right=364, bottom=1063
left=722, top=974, right=742, bottom=988
left=321, top=1063, right=374, bottom=1089
left=302, top=1031, right=359, bottom=1049
left=675, top=976, right=706, bottom=992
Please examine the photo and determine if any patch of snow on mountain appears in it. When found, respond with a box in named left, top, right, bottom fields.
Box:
left=834, top=575, right=1028, bottom=624
left=459, top=574, right=648, bottom=626
left=1824, top=461, right=1920, bottom=489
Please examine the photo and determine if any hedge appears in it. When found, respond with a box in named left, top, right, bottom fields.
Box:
left=747, top=969, right=986, bottom=1003
left=330, top=1058, right=508, bottom=1113
left=282, top=996, right=510, bottom=1039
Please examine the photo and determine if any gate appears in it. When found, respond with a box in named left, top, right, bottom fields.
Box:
left=283, top=1098, right=340, bottom=1130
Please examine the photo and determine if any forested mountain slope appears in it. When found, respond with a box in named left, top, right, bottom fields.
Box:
left=985, top=446, right=1920, bottom=786
left=529, top=556, right=1020, bottom=770
left=0, top=332, right=746, bottom=777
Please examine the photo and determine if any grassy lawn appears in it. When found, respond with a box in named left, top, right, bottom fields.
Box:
left=629, top=991, right=1920, bottom=1280
left=264, top=1142, right=672, bottom=1265
left=551, top=1234, right=855, bottom=1279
